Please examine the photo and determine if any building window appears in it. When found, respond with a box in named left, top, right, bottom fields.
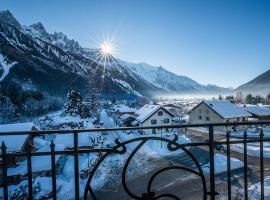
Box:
left=198, top=115, right=202, bottom=120
left=237, top=117, right=240, bottom=122
left=163, top=118, right=170, bottom=124
left=158, top=111, right=163, bottom=116
left=199, top=109, right=202, bottom=114
left=226, top=119, right=229, bottom=123
left=206, top=116, right=210, bottom=121
left=206, top=110, right=209, bottom=114
left=151, top=119, right=157, bottom=125
left=242, top=117, right=245, bottom=122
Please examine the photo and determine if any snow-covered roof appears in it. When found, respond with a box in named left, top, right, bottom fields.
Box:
left=202, top=100, right=252, bottom=119
left=136, top=104, right=161, bottom=123
left=0, top=122, right=37, bottom=152
left=120, top=114, right=135, bottom=120
left=136, top=104, right=174, bottom=123
left=244, top=106, right=270, bottom=117
left=116, top=105, right=137, bottom=113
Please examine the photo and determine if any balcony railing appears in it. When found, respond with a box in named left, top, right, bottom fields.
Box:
left=1, top=121, right=270, bottom=200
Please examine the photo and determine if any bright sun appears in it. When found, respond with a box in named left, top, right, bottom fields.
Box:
left=100, top=42, right=113, bottom=55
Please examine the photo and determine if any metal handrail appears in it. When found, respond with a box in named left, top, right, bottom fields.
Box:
left=0, top=120, right=269, bottom=135
left=1, top=121, right=270, bottom=200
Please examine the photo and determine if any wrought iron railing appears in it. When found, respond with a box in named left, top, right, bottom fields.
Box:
left=1, top=121, right=270, bottom=200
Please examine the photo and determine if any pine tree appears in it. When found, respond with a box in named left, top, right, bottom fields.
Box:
left=64, top=90, right=83, bottom=116
left=255, top=95, right=265, bottom=104
left=267, top=93, right=270, bottom=105
left=245, top=94, right=253, bottom=104
left=218, top=94, right=223, bottom=100
left=225, top=95, right=235, bottom=103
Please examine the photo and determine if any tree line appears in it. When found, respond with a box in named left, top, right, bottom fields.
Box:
left=218, top=92, right=270, bottom=105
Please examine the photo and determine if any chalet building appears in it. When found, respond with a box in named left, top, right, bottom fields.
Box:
left=189, top=100, right=252, bottom=132
left=135, top=104, right=175, bottom=134
left=0, top=122, right=39, bottom=166
left=243, top=105, right=270, bottom=121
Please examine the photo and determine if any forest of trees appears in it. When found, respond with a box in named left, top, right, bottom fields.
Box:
left=0, top=83, right=62, bottom=123
left=219, top=92, right=270, bottom=105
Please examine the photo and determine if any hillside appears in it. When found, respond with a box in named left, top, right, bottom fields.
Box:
left=236, top=69, right=270, bottom=94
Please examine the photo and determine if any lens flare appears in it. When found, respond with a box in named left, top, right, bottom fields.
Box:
left=100, top=42, right=113, bottom=55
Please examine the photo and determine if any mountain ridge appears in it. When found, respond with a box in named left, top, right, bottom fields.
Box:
left=0, top=10, right=232, bottom=98
left=119, top=60, right=232, bottom=94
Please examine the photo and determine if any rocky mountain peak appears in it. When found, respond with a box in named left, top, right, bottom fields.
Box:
left=51, top=32, right=81, bottom=52
left=0, top=9, right=22, bottom=29
left=28, top=22, right=51, bottom=41
left=30, top=22, right=46, bottom=32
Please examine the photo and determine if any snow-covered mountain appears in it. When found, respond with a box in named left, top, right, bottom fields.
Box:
left=0, top=10, right=164, bottom=99
left=0, top=10, right=231, bottom=101
left=120, top=61, right=231, bottom=94
left=236, top=69, right=270, bottom=94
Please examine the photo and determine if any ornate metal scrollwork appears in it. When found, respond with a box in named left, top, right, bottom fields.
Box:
left=83, top=136, right=207, bottom=200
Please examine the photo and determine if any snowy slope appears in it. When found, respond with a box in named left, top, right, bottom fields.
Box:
left=0, top=53, right=17, bottom=81
left=236, top=69, right=270, bottom=94
left=119, top=60, right=232, bottom=94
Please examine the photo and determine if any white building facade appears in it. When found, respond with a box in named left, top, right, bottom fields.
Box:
left=189, top=100, right=252, bottom=132
left=135, top=104, right=175, bottom=134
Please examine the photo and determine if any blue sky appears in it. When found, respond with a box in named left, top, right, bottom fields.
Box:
left=1, top=0, right=270, bottom=88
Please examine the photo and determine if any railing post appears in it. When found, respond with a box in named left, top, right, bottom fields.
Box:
left=50, top=140, right=57, bottom=200
left=209, top=125, right=216, bottom=200
left=260, top=129, right=264, bottom=200
left=74, top=130, right=80, bottom=200
left=1, top=142, right=8, bottom=200
left=27, top=140, right=33, bottom=200
left=243, top=130, right=248, bottom=200
left=226, top=132, right=231, bottom=200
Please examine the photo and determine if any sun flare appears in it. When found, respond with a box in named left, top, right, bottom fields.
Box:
left=100, top=41, right=113, bottom=55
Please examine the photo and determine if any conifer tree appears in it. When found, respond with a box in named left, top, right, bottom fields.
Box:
left=64, top=90, right=83, bottom=116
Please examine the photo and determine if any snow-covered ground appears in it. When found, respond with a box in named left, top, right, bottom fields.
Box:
left=249, top=177, right=270, bottom=200
left=189, top=126, right=270, bottom=138
left=231, top=142, right=270, bottom=159
left=190, top=126, right=270, bottom=159
left=226, top=127, right=270, bottom=138
left=8, top=141, right=65, bottom=176
left=202, top=154, right=243, bottom=174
